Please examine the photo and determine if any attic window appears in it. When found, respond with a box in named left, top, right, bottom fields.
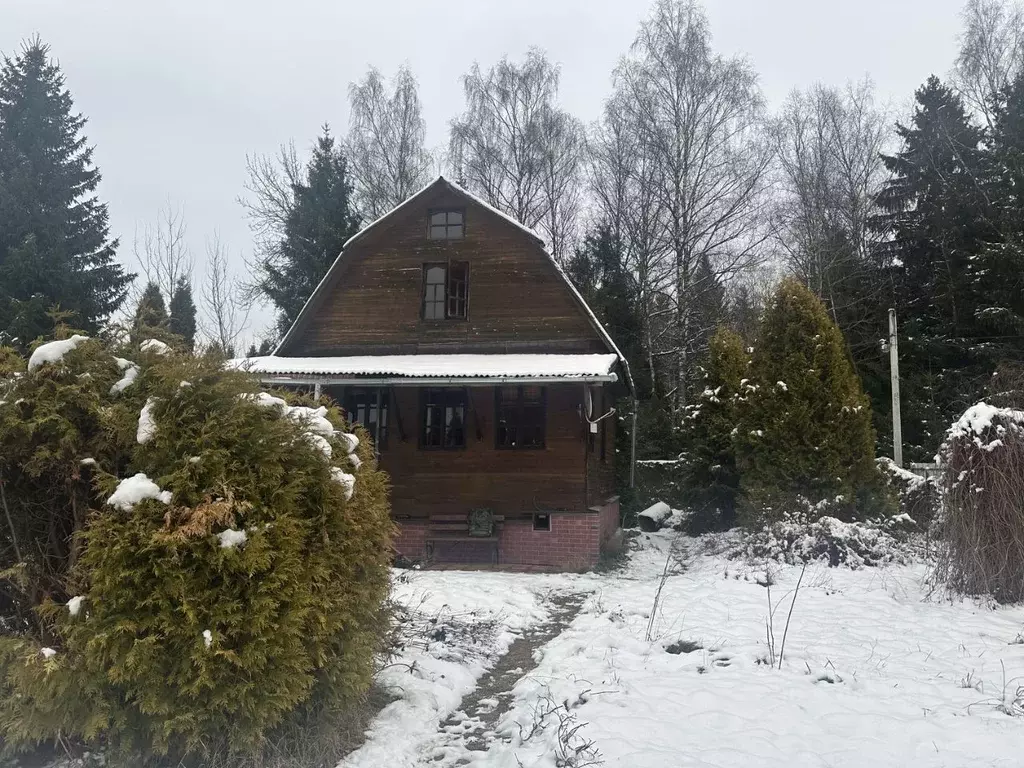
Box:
left=423, top=262, right=468, bottom=320
left=429, top=210, right=464, bottom=239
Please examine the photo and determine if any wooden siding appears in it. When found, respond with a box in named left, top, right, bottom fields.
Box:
left=331, top=384, right=613, bottom=520
left=284, top=185, right=608, bottom=356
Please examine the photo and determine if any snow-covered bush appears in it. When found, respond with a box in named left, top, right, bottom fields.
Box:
left=737, top=506, right=912, bottom=569
left=933, top=402, right=1024, bottom=603
left=0, top=334, right=394, bottom=762
left=736, top=278, right=892, bottom=526
left=877, top=457, right=940, bottom=530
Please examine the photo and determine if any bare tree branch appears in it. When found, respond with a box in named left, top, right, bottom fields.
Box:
left=347, top=64, right=434, bottom=218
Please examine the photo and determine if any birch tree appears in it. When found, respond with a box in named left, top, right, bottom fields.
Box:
left=773, top=80, right=890, bottom=321
left=133, top=204, right=194, bottom=307
left=589, top=94, right=670, bottom=395
left=614, top=0, right=773, bottom=409
left=449, top=49, right=585, bottom=264
left=200, top=234, right=250, bottom=357
left=954, top=0, right=1024, bottom=127
left=347, top=64, right=433, bottom=218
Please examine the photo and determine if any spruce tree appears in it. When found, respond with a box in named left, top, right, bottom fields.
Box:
left=737, top=278, right=884, bottom=524
left=873, top=76, right=992, bottom=460
left=971, top=73, right=1024, bottom=351
left=255, top=126, right=361, bottom=336
left=168, top=276, right=197, bottom=350
left=0, top=39, right=131, bottom=345
left=569, top=225, right=649, bottom=396
left=681, top=327, right=748, bottom=531
left=133, top=282, right=168, bottom=343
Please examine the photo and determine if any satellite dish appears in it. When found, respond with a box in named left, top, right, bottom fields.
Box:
left=583, top=385, right=595, bottom=420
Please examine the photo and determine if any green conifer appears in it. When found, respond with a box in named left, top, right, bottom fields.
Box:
left=737, top=278, right=885, bottom=524
left=167, top=276, right=197, bottom=350
left=0, top=39, right=132, bottom=344
left=681, top=327, right=748, bottom=531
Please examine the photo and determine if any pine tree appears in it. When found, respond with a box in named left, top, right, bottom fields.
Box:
left=737, top=278, right=884, bottom=524
left=168, top=276, right=197, bottom=350
left=681, top=327, right=748, bottom=531
left=255, top=126, right=361, bottom=336
left=0, top=39, right=132, bottom=345
left=873, top=76, right=993, bottom=460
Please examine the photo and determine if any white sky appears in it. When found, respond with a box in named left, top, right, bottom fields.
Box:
left=1, top=0, right=967, bottom=344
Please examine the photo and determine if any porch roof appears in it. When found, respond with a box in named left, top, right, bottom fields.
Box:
left=230, top=353, right=620, bottom=386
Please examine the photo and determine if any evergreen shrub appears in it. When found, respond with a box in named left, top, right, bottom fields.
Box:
left=0, top=334, right=393, bottom=763
left=736, top=279, right=892, bottom=526
left=680, top=327, right=748, bottom=532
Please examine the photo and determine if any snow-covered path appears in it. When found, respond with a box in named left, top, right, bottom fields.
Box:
left=342, top=533, right=1024, bottom=767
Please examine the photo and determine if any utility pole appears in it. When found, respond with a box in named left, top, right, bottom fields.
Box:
left=888, top=308, right=903, bottom=467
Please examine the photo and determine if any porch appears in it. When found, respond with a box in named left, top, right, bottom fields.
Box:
left=236, top=353, right=627, bottom=568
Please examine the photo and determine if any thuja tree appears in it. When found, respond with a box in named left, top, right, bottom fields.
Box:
left=680, top=327, right=749, bottom=532
left=0, top=332, right=393, bottom=763
left=737, top=278, right=889, bottom=524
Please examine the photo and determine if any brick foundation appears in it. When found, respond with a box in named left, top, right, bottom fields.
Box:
left=499, top=513, right=600, bottom=569
left=392, top=520, right=428, bottom=559
left=593, top=496, right=621, bottom=547
left=391, top=498, right=621, bottom=570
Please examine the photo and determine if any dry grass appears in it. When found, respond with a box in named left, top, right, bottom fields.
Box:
left=934, top=405, right=1024, bottom=604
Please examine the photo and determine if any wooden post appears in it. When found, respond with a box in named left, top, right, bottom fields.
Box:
left=374, top=387, right=384, bottom=456
left=888, top=308, right=903, bottom=468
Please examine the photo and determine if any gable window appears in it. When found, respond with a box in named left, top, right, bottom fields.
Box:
left=421, top=388, right=467, bottom=449
left=428, top=209, right=464, bottom=239
left=422, top=262, right=468, bottom=320
left=496, top=386, right=546, bottom=449
left=345, top=388, right=388, bottom=449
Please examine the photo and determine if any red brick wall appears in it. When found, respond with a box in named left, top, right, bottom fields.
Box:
left=393, top=504, right=619, bottom=570
left=393, top=520, right=428, bottom=559
left=592, top=497, right=621, bottom=547
left=499, top=513, right=601, bottom=569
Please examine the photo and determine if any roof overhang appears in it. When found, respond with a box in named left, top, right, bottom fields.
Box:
left=230, top=353, right=620, bottom=387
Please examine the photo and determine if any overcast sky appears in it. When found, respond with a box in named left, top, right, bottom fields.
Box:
left=1, top=0, right=967, bottom=344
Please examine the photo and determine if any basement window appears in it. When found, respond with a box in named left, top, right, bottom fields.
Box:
left=428, top=209, right=464, bottom=239
left=422, top=262, right=469, bottom=320
left=533, top=513, right=551, bottom=532
left=496, top=386, right=546, bottom=449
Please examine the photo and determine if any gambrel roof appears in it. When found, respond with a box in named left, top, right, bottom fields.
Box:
left=270, top=176, right=634, bottom=392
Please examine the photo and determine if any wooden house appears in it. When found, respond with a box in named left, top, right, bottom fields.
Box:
left=243, top=176, right=634, bottom=569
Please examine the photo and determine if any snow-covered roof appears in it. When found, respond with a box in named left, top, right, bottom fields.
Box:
left=232, top=353, right=619, bottom=384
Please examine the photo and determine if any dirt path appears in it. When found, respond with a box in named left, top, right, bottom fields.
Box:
left=420, top=591, right=587, bottom=766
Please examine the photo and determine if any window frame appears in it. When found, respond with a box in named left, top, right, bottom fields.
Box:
left=427, top=208, right=465, bottom=240
left=421, top=260, right=470, bottom=321
left=495, top=385, right=547, bottom=451
left=419, top=387, right=469, bottom=451
left=344, top=387, right=388, bottom=450
left=532, top=512, right=551, bottom=532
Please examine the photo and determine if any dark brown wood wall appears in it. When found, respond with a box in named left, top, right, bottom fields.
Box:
left=341, top=384, right=616, bottom=520
left=286, top=186, right=608, bottom=356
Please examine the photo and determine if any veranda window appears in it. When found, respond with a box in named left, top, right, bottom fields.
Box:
left=421, top=388, right=467, bottom=449
left=496, top=386, right=546, bottom=449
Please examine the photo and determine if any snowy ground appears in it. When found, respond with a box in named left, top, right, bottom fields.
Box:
left=342, top=532, right=1024, bottom=767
